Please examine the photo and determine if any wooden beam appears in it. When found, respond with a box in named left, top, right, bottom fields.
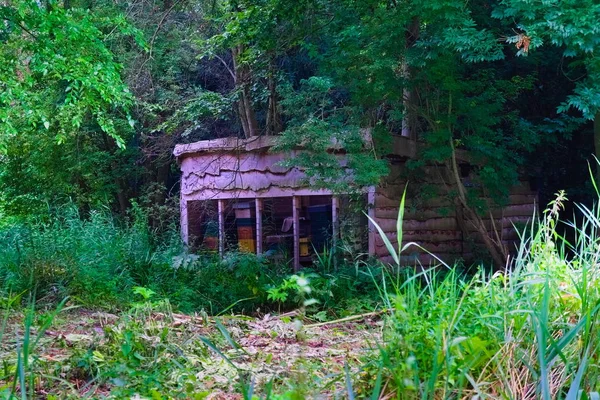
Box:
left=218, top=199, right=225, bottom=259
left=292, top=196, right=300, bottom=272
left=180, top=198, right=189, bottom=245
left=368, top=187, right=376, bottom=255
left=255, top=199, right=263, bottom=255
left=332, top=196, right=339, bottom=270
left=183, top=187, right=336, bottom=201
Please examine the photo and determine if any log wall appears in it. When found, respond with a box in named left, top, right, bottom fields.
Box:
left=371, top=165, right=537, bottom=265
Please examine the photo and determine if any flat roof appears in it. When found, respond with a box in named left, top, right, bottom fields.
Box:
left=173, top=134, right=423, bottom=160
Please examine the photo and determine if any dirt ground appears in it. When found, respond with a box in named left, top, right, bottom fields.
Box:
left=1, top=307, right=383, bottom=398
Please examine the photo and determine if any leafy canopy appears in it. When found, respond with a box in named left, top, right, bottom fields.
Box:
left=0, top=1, right=141, bottom=150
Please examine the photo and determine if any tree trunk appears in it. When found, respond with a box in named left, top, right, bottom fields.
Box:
left=266, top=58, right=281, bottom=135
left=232, top=45, right=259, bottom=138
left=401, top=17, right=420, bottom=139
left=115, top=178, right=129, bottom=215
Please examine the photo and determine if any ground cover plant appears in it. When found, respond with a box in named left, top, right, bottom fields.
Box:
left=2, top=190, right=600, bottom=398
left=0, top=289, right=381, bottom=398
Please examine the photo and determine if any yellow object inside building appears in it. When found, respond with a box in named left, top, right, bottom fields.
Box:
left=299, top=237, right=310, bottom=257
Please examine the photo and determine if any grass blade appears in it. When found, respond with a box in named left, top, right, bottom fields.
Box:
left=396, top=186, right=407, bottom=258
left=214, top=318, right=247, bottom=354
left=365, top=212, right=399, bottom=265
left=370, top=367, right=383, bottom=400
left=199, top=336, right=238, bottom=370
left=344, top=361, right=355, bottom=400
left=566, top=342, right=591, bottom=400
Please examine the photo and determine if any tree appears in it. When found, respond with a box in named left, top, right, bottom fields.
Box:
left=191, top=0, right=548, bottom=268
left=279, top=0, right=538, bottom=268
left=493, top=0, right=600, bottom=158
left=0, top=1, right=137, bottom=149
left=0, top=0, right=140, bottom=217
left=200, top=0, right=331, bottom=137
left=0, top=0, right=591, bottom=270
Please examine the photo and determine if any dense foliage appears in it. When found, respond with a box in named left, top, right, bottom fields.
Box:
left=0, top=204, right=380, bottom=315
left=0, top=0, right=597, bottom=224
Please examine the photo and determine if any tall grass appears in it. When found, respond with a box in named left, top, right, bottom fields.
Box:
left=0, top=204, right=184, bottom=307
left=5, top=189, right=600, bottom=397
left=366, top=189, right=600, bottom=399
left=0, top=204, right=380, bottom=315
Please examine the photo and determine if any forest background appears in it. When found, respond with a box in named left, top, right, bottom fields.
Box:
left=1, top=0, right=599, bottom=239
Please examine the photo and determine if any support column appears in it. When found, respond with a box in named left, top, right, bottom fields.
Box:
left=332, top=196, right=339, bottom=270
left=218, top=199, right=225, bottom=259
left=367, top=187, right=376, bottom=256
left=180, top=197, right=189, bottom=245
left=292, top=195, right=300, bottom=272
left=255, top=199, right=263, bottom=255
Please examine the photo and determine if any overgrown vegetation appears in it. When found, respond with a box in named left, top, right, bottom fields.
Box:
left=370, top=192, right=600, bottom=398
left=0, top=204, right=381, bottom=316
left=2, top=189, right=600, bottom=397
left=0, top=0, right=598, bottom=228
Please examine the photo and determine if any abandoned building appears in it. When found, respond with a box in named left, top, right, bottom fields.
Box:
left=174, top=135, right=537, bottom=269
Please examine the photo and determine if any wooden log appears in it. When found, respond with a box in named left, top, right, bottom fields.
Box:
left=255, top=199, right=263, bottom=255
left=293, top=196, right=300, bottom=272
left=376, top=241, right=462, bottom=255
left=376, top=207, right=456, bottom=220
left=489, top=203, right=536, bottom=218
left=464, top=220, right=495, bottom=232
left=375, top=189, right=453, bottom=206
left=462, top=216, right=530, bottom=233
left=368, top=187, right=376, bottom=255
left=185, top=186, right=334, bottom=201
left=218, top=199, right=225, bottom=258
left=502, top=216, right=532, bottom=228
left=374, top=195, right=402, bottom=208
left=374, top=217, right=457, bottom=232
left=375, top=191, right=536, bottom=210
left=500, top=229, right=521, bottom=241
left=465, top=228, right=525, bottom=244
left=332, top=196, right=339, bottom=270
left=181, top=199, right=189, bottom=245
left=375, top=230, right=462, bottom=246
left=378, top=253, right=461, bottom=266
left=374, top=207, right=400, bottom=220
left=376, top=186, right=407, bottom=202
left=174, top=135, right=276, bottom=157
left=508, top=194, right=538, bottom=205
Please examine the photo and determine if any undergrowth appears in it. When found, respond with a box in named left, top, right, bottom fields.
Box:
left=357, top=189, right=600, bottom=399
left=3, top=188, right=600, bottom=398
left=0, top=204, right=380, bottom=316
